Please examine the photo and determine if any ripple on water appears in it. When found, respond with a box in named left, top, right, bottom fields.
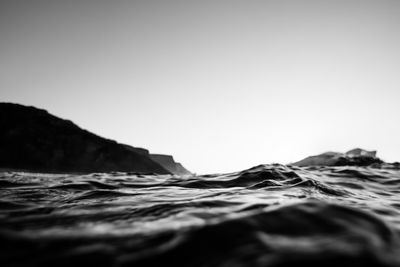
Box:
left=1, top=165, right=400, bottom=266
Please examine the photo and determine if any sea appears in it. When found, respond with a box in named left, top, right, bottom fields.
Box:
left=1, top=164, right=400, bottom=267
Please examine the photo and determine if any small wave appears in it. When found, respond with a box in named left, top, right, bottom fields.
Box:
left=1, top=165, right=400, bottom=266
left=119, top=201, right=399, bottom=267
left=0, top=180, right=37, bottom=188
left=70, top=190, right=132, bottom=201
left=174, top=166, right=303, bottom=189
left=51, top=181, right=118, bottom=190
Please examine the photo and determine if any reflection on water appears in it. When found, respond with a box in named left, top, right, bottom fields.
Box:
left=1, top=164, right=400, bottom=266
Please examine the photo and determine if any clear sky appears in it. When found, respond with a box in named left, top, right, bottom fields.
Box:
left=1, top=0, right=400, bottom=174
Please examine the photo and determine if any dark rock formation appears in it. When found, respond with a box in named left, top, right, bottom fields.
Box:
left=345, top=148, right=377, bottom=158
left=0, top=103, right=172, bottom=174
left=292, top=148, right=383, bottom=167
left=121, top=145, right=192, bottom=175
left=149, top=154, right=192, bottom=175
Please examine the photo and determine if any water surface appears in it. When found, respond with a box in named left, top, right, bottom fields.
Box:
left=1, top=164, right=400, bottom=266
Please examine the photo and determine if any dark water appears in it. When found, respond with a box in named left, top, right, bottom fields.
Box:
left=1, top=164, right=400, bottom=267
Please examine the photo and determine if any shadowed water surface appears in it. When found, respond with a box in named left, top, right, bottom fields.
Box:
left=1, top=164, right=400, bottom=266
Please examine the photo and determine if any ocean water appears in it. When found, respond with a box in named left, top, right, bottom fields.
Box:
left=1, top=164, right=400, bottom=267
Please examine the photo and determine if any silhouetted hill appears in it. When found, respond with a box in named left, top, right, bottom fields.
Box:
left=149, top=154, right=192, bottom=175
left=292, top=148, right=384, bottom=167
left=0, top=103, right=171, bottom=174
left=121, top=145, right=192, bottom=175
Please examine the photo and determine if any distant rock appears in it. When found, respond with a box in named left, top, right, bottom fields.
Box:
left=0, top=103, right=183, bottom=174
left=149, top=154, right=192, bottom=175
left=345, top=148, right=377, bottom=158
left=292, top=148, right=383, bottom=167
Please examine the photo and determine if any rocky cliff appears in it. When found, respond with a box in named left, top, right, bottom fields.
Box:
left=292, top=148, right=383, bottom=167
left=149, top=154, right=192, bottom=175
left=0, top=103, right=174, bottom=174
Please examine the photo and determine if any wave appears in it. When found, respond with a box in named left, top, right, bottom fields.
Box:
left=1, top=165, right=400, bottom=266
left=121, top=201, right=399, bottom=267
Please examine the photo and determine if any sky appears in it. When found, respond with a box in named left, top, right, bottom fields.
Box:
left=1, top=0, right=400, bottom=174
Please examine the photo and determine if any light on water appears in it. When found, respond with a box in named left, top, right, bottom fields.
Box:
left=2, top=165, right=400, bottom=266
